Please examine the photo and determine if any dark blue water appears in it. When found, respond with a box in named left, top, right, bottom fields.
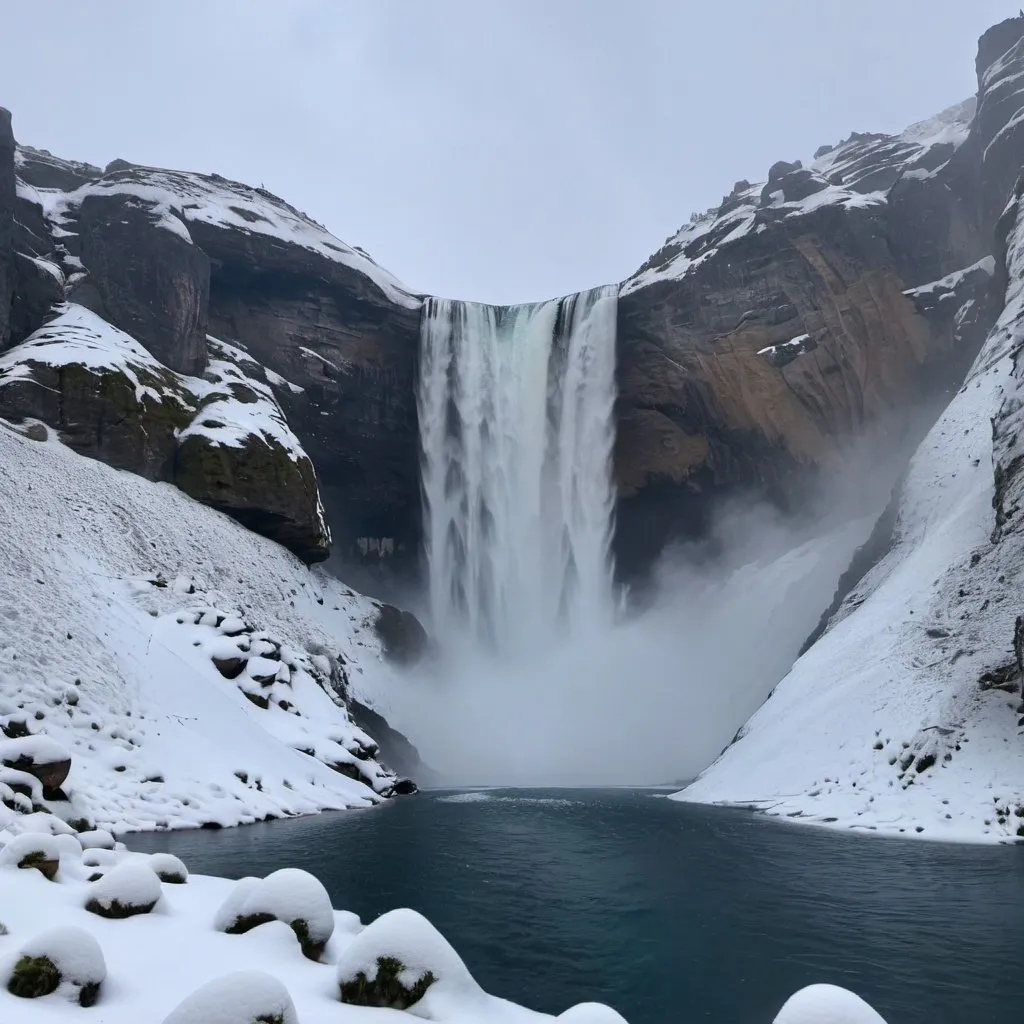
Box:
left=127, top=790, right=1024, bottom=1023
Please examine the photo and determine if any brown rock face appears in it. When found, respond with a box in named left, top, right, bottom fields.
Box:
left=615, top=203, right=946, bottom=573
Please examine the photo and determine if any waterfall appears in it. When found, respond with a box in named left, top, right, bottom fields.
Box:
left=418, top=286, right=618, bottom=654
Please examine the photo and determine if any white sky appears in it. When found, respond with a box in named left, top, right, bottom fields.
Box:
left=0, top=1, right=1017, bottom=303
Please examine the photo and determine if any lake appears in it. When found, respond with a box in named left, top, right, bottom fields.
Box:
left=126, top=789, right=1024, bottom=1023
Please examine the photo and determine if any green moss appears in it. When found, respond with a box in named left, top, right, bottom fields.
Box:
left=339, top=956, right=437, bottom=1009
left=225, top=911, right=277, bottom=935
left=85, top=896, right=157, bottom=919
left=7, top=955, right=60, bottom=999
left=290, top=917, right=325, bottom=962
left=18, top=850, right=59, bottom=881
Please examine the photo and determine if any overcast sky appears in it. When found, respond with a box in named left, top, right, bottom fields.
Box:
left=0, top=1, right=1017, bottom=303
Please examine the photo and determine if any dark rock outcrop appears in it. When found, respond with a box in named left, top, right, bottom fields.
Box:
left=349, top=698, right=430, bottom=782
left=75, top=192, right=209, bottom=375
left=0, top=108, right=15, bottom=350
left=372, top=603, right=428, bottom=665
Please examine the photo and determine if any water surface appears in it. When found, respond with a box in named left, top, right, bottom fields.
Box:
left=128, top=789, right=1024, bottom=1023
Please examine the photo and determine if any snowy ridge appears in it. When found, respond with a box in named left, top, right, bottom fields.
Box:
left=0, top=421, right=405, bottom=833
left=624, top=99, right=976, bottom=296
left=17, top=155, right=418, bottom=308
left=674, top=198, right=1024, bottom=843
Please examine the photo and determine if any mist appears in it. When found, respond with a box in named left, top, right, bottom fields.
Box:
left=380, top=425, right=915, bottom=788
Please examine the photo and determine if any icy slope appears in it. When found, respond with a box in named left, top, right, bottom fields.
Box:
left=0, top=420, right=405, bottom=833
left=675, top=199, right=1024, bottom=843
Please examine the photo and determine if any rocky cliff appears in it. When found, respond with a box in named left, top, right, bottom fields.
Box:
left=3, top=17, right=1024, bottom=584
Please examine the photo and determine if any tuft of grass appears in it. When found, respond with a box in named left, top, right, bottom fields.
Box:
left=7, top=955, right=60, bottom=999
left=340, top=956, right=436, bottom=1009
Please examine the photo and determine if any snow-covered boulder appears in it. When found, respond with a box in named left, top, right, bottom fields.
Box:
left=773, top=984, right=887, bottom=1023
left=336, top=907, right=481, bottom=1011
left=0, top=734, right=71, bottom=796
left=0, top=832, right=62, bottom=880
left=557, top=1003, right=631, bottom=1024
left=162, top=970, right=298, bottom=1024
left=77, top=829, right=115, bottom=851
left=85, top=861, right=162, bottom=918
left=148, top=851, right=188, bottom=884
left=6, top=925, right=106, bottom=1006
left=217, top=868, right=333, bottom=960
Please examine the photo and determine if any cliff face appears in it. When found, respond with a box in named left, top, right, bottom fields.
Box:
left=613, top=95, right=992, bottom=573
left=3, top=18, right=1024, bottom=582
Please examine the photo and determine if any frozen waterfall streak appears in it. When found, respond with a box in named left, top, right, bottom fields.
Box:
left=418, top=286, right=618, bottom=654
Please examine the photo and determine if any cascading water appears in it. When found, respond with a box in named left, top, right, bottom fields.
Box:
left=418, top=286, right=618, bottom=654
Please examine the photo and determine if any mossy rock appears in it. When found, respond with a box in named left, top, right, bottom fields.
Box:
left=85, top=896, right=157, bottom=919
left=226, top=912, right=324, bottom=962
left=7, top=954, right=60, bottom=999
left=339, top=956, right=436, bottom=1009
left=18, top=850, right=58, bottom=881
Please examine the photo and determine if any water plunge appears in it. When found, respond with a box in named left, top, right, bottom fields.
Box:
left=418, top=286, right=619, bottom=655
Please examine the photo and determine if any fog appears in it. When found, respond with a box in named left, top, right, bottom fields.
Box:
left=383, top=426, right=916, bottom=788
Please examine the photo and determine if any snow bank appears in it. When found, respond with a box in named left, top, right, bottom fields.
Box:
left=0, top=410, right=403, bottom=833
left=773, top=983, right=887, bottom=1023
left=162, top=970, right=299, bottom=1024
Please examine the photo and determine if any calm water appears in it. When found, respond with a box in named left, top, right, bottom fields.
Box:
left=127, top=790, right=1024, bottom=1023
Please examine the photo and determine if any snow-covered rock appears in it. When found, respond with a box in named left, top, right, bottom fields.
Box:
left=162, top=970, right=299, bottom=1024
left=0, top=833, right=62, bottom=879
left=7, top=926, right=106, bottom=1007
left=218, top=868, right=333, bottom=960
left=84, top=862, right=162, bottom=918
left=773, top=983, right=887, bottom=1023
left=557, top=1004, right=630, bottom=1024
left=0, top=304, right=330, bottom=562
left=148, top=852, right=189, bottom=884
left=336, top=907, right=482, bottom=1012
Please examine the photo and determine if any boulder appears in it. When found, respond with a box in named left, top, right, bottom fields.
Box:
left=372, top=603, right=428, bottom=665
left=0, top=735, right=72, bottom=797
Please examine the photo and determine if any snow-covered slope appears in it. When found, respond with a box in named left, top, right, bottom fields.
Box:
left=675, top=196, right=1024, bottom=843
left=0, top=417, right=407, bottom=833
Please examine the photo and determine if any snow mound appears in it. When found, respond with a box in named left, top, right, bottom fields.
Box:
left=218, top=868, right=333, bottom=957
left=336, top=907, right=482, bottom=1012
left=557, top=1003, right=630, bottom=1024
left=77, top=829, right=115, bottom=850
left=85, top=862, right=162, bottom=916
left=162, top=970, right=298, bottom=1024
left=11, top=926, right=106, bottom=1005
left=773, top=984, right=887, bottom=1023
left=148, top=852, right=189, bottom=883
left=0, top=832, right=62, bottom=869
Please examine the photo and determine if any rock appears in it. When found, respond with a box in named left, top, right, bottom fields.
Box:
left=349, top=698, right=430, bottom=781
left=372, top=603, right=428, bottom=665
left=767, top=158, right=803, bottom=182
left=75, top=191, right=209, bottom=375
left=0, top=107, right=16, bottom=350
left=14, top=146, right=101, bottom=191
left=7, top=927, right=106, bottom=1007
left=174, top=429, right=329, bottom=564
left=10, top=252, right=64, bottom=346
left=0, top=735, right=72, bottom=796
left=391, top=778, right=419, bottom=796
left=84, top=862, right=162, bottom=919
